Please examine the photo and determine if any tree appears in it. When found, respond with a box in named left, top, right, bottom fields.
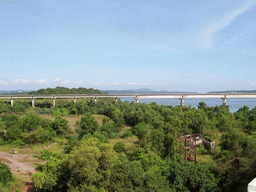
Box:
left=77, top=113, right=99, bottom=138
left=32, top=138, right=117, bottom=191
left=52, top=116, right=70, bottom=135
left=167, top=162, right=218, bottom=192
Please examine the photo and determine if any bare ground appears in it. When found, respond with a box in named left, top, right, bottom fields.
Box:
left=0, top=151, right=45, bottom=192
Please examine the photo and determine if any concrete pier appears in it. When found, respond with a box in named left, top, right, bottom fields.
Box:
left=74, top=97, right=77, bottom=103
left=115, top=97, right=118, bottom=103
left=52, top=97, right=55, bottom=107
left=31, top=97, right=34, bottom=108
left=95, top=96, right=98, bottom=102
left=10, top=97, right=13, bottom=106
left=222, top=95, right=227, bottom=106
left=179, top=97, right=185, bottom=107
left=135, top=95, right=139, bottom=103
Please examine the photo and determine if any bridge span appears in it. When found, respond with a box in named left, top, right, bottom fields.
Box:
left=0, top=93, right=256, bottom=107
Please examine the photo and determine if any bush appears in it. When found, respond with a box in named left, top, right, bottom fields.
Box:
left=51, top=108, right=69, bottom=116
left=0, top=161, right=13, bottom=184
left=113, top=142, right=125, bottom=153
left=122, top=130, right=133, bottom=138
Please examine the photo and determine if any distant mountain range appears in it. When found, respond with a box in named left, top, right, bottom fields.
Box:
left=0, top=90, right=33, bottom=95
left=100, top=88, right=198, bottom=94
left=207, top=90, right=256, bottom=94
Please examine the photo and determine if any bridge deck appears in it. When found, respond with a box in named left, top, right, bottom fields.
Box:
left=0, top=93, right=256, bottom=99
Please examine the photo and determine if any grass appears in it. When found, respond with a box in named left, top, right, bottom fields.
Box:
left=109, top=136, right=138, bottom=148
left=0, top=175, right=26, bottom=192
left=196, top=154, right=214, bottom=163
left=93, top=114, right=106, bottom=125
left=0, top=157, right=11, bottom=164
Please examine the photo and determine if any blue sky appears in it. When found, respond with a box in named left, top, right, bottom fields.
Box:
left=0, top=0, right=256, bottom=93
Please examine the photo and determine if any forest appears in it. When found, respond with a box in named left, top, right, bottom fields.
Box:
left=0, top=87, right=256, bottom=191
left=28, top=86, right=106, bottom=95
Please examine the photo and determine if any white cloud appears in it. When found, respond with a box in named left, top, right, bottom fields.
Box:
left=53, top=78, right=70, bottom=84
left=13, top=79, right=48, bottom=85
left=198, top=0, right=256, bottom=48
left=14, top=79, right=32, bottom=85
left=0, top=80, right=8, bottom=85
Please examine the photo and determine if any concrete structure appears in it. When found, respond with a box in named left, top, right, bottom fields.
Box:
left=52, top=97, right=55, bottom=107
left=202, top=139, right=215, bottom=152
left=179, top=96, right=185, bottom=107
left=10, top=97, right=13, bottom=106
left=1, top=93, right=256, bottom=107
left=135, top=95, right=139, bottom=103
left=248, top=178, right=256, bottom=192
left=31, top=97, right=34, bottom=108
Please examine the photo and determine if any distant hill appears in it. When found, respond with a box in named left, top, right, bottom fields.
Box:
left=207, top=90, right=256, bottom=94
left=29, top=87, right=106, bottom=95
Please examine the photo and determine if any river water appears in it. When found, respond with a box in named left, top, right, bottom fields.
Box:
left=119, top=97, right=256, bottom=114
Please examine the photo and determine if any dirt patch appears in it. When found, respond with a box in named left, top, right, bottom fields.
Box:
left=0, top=151, right=46, bottom=192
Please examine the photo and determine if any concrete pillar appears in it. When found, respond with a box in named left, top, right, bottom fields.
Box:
left=179, top=97, right=185, bottom=107
left=222, top=95, right=227, bottom=106
left=10, top=97, right=13, bottom=106
left=115, top=97, right=118, bottom=103
left=248, top=178, right=256, bottom=191
left=52, top=97, right=55, bottom=108
left=31, top=97, right=35, bottom=108
left=74, top=97, right=77, bottom=103
left=95, top=96, right=98, bottom=102
left=135, top=95, right=139, bottom=103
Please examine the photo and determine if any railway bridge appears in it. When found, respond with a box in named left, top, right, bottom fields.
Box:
left=1, top=93, right=256, bottom=107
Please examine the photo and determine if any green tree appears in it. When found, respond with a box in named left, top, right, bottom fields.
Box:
left=52, top=116, right=70, bottom=135
left=77, top=113, right=99, bottom=138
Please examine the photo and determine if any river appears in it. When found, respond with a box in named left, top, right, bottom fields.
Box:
left=118, top=96, right=256, bottom=113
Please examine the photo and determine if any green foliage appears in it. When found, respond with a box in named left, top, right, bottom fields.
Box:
left=51, top=107, right=69, bottom=116
left=100, top=122, right=119, bottom=139
left=33, top=137, right=117, bottom=191
left=20, top=113, right=42, bottom=132
left=39, top=149, right=61, bottom=160
left=122, top=129, right=133, bottom=138
left=77, top=113, right=99, bottom=138
left=0, top=161, right=13, bottom=184
left=167, top=162, right=219, bottom=192
left=113, top=141, right=125, bottom=152
left=29, top=86, right=106, bottom=95
left=22, top=126, right=55, bottom=144
left=51, top=116, right=70, bottom=135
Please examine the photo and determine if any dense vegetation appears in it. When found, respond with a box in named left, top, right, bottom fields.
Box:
left=28, top=86, right=106, bottom=95
left=1, top=90, right=256, bottom=191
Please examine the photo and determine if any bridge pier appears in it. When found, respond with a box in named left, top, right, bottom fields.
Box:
left=221, top=95, right=228, bottom=107
left=115, top=97, right=118, bottom=103
left=74, top=97, right=77, bottom=103
left=95, top=96, right=98, bottom=102
left=31, top=97, right=34, bottom=108
left=10, top=97, right=13, bottom=106
left=135, top=95, right=139, bottom=103
left=179, top=97, right=185, bottom=107
left=52, top=97, right=55, bottom=108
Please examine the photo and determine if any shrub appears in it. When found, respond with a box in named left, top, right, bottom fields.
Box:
left=0, top=161, right=13, bottom=184
left=113, top=142, right=125, bottom=153
left=122, top=130, right=133, bottom=138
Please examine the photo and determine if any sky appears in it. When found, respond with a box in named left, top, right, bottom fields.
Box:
left=0, top=0, right=256, bottom=93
